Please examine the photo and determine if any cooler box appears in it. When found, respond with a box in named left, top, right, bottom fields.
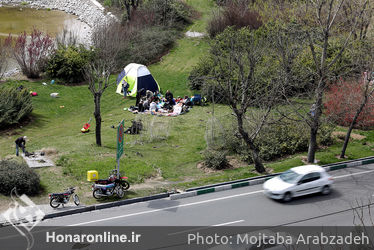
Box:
left=87, top=170, right=98, bottom=181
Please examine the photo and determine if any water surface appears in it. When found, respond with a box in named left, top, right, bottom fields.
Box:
left=0, top=6, right=88, bottom=38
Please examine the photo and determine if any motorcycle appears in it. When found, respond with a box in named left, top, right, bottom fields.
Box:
left=94, top=169, right=130, bottom=192
left=49, top=187, right=80, bottom=208
left=92, top=182, right=124, bottom=199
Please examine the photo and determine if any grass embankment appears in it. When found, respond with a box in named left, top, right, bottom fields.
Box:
left=1, top=0, right=374, bottom=207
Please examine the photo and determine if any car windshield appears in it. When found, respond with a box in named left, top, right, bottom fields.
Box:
left=279, top=170, right=301, bottom=183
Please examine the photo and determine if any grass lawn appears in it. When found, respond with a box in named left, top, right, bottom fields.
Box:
left=1, top=0, right=374, bottom=208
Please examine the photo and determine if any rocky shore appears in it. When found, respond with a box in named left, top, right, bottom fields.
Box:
left=0, top=0, right=115, bottom=77
left=0, top=0, right=115, bottom=30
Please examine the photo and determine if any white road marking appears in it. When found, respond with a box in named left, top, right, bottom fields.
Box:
left=333, top=169, right=374, bottom=179
left=67, top=168, right=374, bottom=226
left=212, top=220, right=244, bottom=227
left=68, top=191, right=262, bottom=226
left=168, top=220, right=245, bottom=236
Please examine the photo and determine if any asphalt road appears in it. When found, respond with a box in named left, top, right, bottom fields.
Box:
left=40, top=164, right=374, bottom=227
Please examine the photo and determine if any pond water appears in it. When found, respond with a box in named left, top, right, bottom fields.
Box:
left=0, top=6, right=89, bottom=38
left=0, top=6, right=90, bottom=74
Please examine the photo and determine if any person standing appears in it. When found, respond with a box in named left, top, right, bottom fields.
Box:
left=122, top=80, right=129, bottom=99
left=15, top=136, right=27, bottom=156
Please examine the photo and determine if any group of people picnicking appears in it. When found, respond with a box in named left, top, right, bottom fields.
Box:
left=129, top=89, right=196, bottom=116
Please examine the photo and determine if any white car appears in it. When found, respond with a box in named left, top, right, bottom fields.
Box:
left=263, top=165, right=333, bottom=202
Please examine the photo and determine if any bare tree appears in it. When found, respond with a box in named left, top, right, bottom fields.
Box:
left=84, top=22, right=127, bottom=146
left=340, top=73, right=374, bottom=158
left=303, top=0, right=372, bottom=163
left=11, top=28, right=54, bottom=79
left=267, top=0, right=371, bottom=163
left=0, top=35, right=12, bottom=80
left=206, top=27, right=285, bottom=173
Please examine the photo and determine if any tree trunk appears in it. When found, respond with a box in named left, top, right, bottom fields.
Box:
left=340, top=124, right=354, bottom=159
left=236, top=112, right=266, bottom=173
left=251, top=148, right=264, bottom=173
left=307, top=86, right=324, bottom=163
left=126, top=5, right=131, bottom=20
left=340, top=97, right=368, bottom=158
left=307, top=126, right=318, bottom=163
left=94, top=93, right=102, bottom=146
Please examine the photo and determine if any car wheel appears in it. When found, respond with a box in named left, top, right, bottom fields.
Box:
left=321, top=185, right=331, bottom=195
left=283, top=192, right=292, bottom=202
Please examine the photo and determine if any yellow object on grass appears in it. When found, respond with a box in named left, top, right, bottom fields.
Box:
left=87, top=170, right=98, bottom=181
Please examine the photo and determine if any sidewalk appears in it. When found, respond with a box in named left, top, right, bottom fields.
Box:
left=0, top=202, right=84, bottom=227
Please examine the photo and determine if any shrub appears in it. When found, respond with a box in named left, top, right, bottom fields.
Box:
left=188, top=56, right=214, bottom=90
left=0, top=160, right=41, bottom=195
left=11, top=28, right=54, bottom=78
left=0, top=86, right=33, bottom=129
left=256, top=122, right=310, bottom=161
left=207, top=0, right=262, bottom=38
left=143, top=0, right=192, bottom=27
left=219, top=119, right=334, bottom=162
left=318, top=123, right=335, bottom=146
left=118, top=26, right=177, bottom=66
left=103, top=0, right=112, bottom=7
left=325, top=79, right=374, bottom=129
left=46, top=45, right=96, bottom=83
left=188, top=56, right=229, bottom=103
left=203, top=149, right=229, bottom=170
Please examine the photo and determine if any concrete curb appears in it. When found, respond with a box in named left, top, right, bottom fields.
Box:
left=43, top=192, right=172, bottom=220
left=170, top=156, right=374, bottom=200
left=0, top=192, right=173, bottom=227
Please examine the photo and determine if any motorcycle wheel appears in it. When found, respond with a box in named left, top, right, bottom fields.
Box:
left=50, top=198, right=60, bottom=208
left=93, top=189, right=102, bottom=199
left=121, top=180, right=130, bottom=191
left=116, top=186, right=124, bottom=198
left=73, top=194, right=80, bottom=206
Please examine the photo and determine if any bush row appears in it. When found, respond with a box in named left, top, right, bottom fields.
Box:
left=204, top=120, right=334, bottom=169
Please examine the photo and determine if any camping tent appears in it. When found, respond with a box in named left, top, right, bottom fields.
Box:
left=116, top=63, right=160, bottom=97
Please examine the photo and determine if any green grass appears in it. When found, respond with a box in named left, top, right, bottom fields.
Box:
left=185, top=0, right=216, bottom=33
left=148, top=0, right=214, bottom=97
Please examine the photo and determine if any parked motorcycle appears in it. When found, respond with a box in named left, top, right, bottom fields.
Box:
left=94, top=169, right=130, bottom=191
left=92, top=182, right=124, bottom=199
left=49, top=187, right=80, bottom=208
